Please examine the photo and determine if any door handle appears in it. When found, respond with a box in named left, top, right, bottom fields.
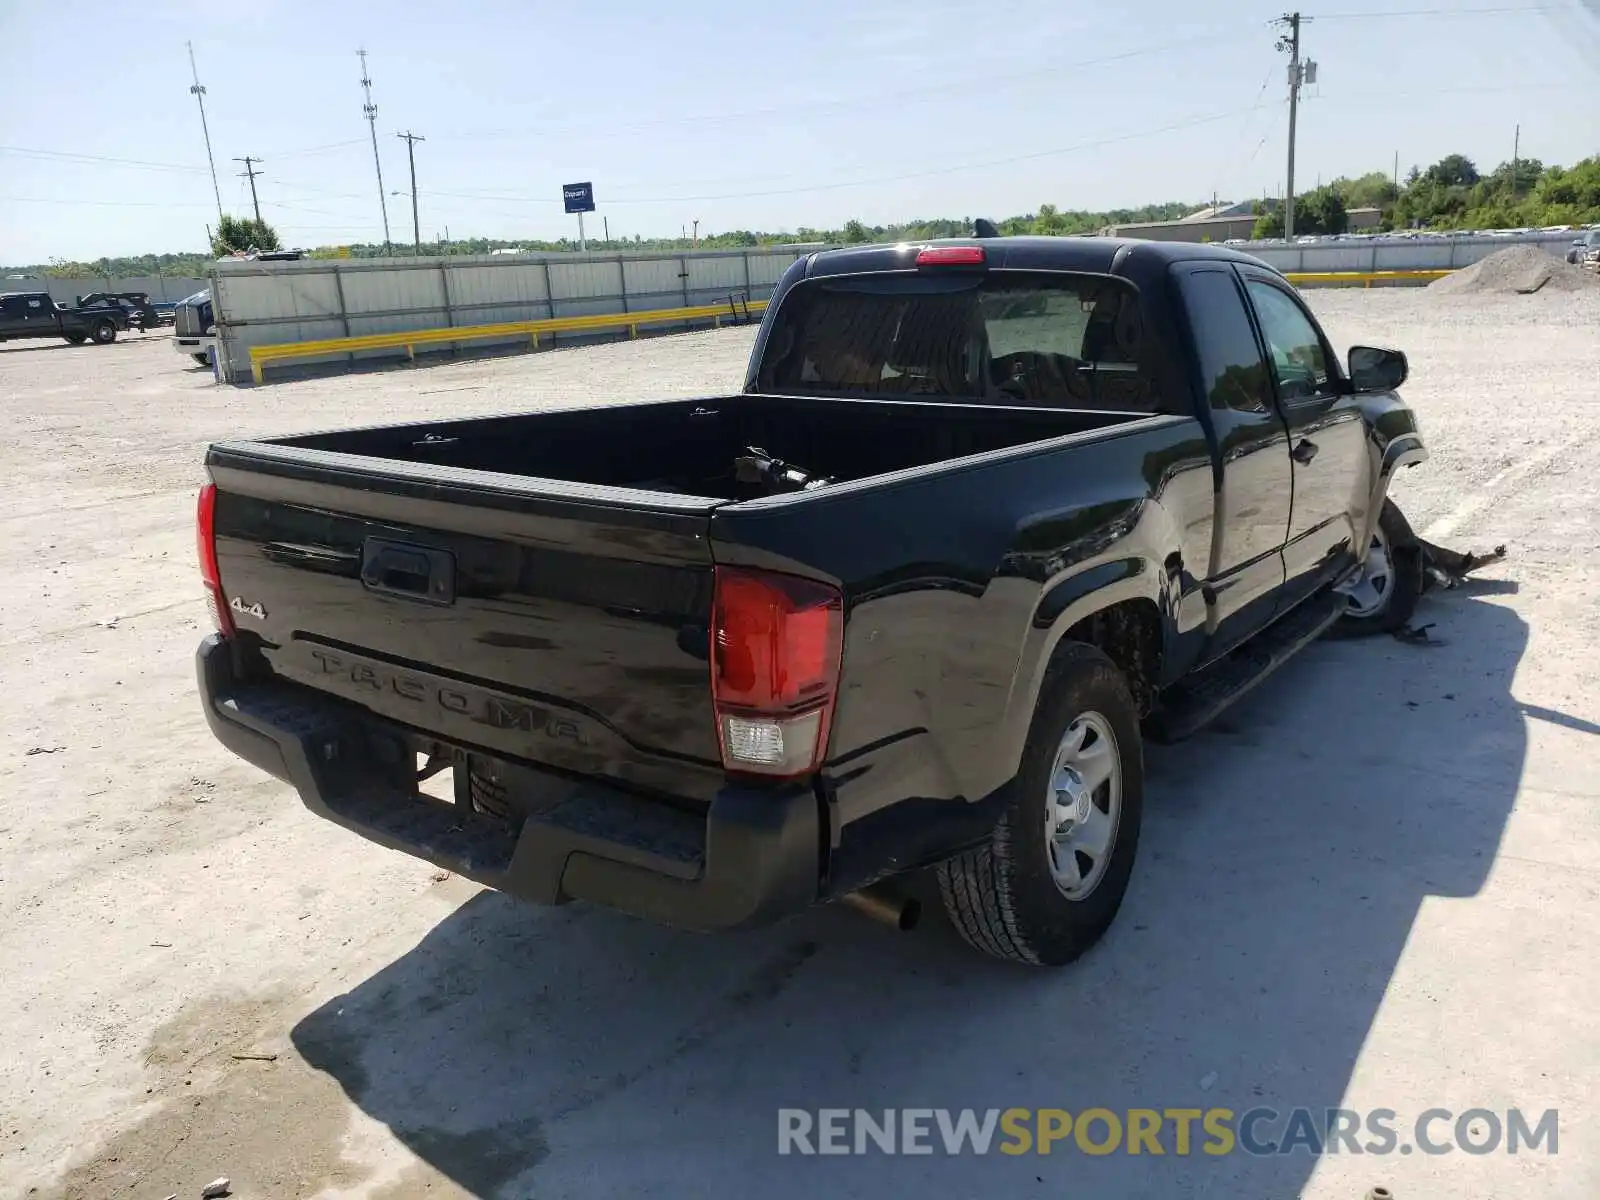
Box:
left=1292, top=439, right=1319, bottom=464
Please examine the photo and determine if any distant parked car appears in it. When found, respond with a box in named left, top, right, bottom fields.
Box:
left=1565, top=230, right=1600, bottom=268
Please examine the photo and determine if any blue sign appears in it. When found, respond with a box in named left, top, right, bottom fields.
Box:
left=562, top=181, right=596, bottom=214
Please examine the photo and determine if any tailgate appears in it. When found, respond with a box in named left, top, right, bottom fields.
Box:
left=207, top=442, right=723, bottom=802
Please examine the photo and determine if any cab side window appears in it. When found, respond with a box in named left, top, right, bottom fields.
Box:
left=1244, top=281, right=1330, bottom=402
left=1176, top=268, right=1273, bottom=414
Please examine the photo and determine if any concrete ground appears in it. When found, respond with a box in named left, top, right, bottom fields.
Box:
left=1, top=292, right=1596, bottom=1199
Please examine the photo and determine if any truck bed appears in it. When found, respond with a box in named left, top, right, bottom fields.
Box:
left=260, top=393, right=1147, bottom=501
left=204, top=392, right=1166, bottom=811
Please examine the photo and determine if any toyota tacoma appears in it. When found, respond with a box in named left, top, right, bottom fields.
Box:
left=194, top=236, right=1427, bottom=965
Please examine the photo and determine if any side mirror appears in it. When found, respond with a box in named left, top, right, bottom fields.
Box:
left=1348, top=345, right=1408, bottom=393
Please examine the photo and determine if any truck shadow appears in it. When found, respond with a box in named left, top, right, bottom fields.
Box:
left=0, top=336, right=155, bottom=355
left=291, top=588, right=1527, bottom=1198
left=0, top=341, right=100, bottom=355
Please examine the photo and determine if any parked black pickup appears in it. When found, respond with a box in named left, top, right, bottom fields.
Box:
left=195, top=236, right=1427, bottom=965
left=0, top=291, right=128, bottom=345
left=75, top=291, right=173, bottom=331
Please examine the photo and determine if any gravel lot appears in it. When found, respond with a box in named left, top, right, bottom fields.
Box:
left=2, top=291, right=1597, bottom=1200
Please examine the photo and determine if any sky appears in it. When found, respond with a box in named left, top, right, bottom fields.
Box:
left=2, top=0, right=1597, bottom=264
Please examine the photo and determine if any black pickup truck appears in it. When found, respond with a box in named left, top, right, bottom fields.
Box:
left=195, top=236, right=1427, bottom=966
left=0, top=291, right=127, bottom=345
left=75, top=291, right=173, bottom=331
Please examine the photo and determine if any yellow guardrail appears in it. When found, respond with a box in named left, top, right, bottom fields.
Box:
left=247, top=298, right=768, bottom=383
left=1284, top=268, right=1452, bottom=286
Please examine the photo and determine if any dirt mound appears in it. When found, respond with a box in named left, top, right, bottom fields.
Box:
left=1428, top=244, right=1600, bottom=296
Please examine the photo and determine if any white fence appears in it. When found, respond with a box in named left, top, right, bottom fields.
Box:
left=4, top=276, right=210, bottom=305
left=198, top=229, right=1588, bottom=382
left=1244, top=231, right=1578, bottom=274
left=208, top=247, right=812, bottom=382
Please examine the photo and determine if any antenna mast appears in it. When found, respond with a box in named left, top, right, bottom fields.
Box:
left=187, top=42, right=224, bottom=225
left=359, top=49, right=393, bottom=253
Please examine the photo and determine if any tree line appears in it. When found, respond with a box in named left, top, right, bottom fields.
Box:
left=10, top=153, right=1595, bottom=278
left=1254, top=153, right=1600, bottom=237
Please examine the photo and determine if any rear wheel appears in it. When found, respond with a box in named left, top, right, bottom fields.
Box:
left=1332, top=498, right=1423, bottom=637
left=90, top=320, right=117, bottom=345
left=937, top=643, right=1143, bottom=966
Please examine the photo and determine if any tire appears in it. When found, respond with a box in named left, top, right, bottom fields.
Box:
left=937, top=643, right=1144, bottom=966
left=468, top=762, right=512, bottom=820
left=64, top=333, right=87, bottom=345
left=192, top=352, right=211, bottom=365
left=1331, top=497, right=1423, bottom=638
left=90, top=320, right=117, bottom=345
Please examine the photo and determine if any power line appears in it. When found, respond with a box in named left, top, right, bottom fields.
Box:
left=1210, top=67, right=1279, bottom=207
left=1312, top=4, right=1555, bottom=17
left=0, top=195, right=214, bottom=208
left=273, top=198, right=369, bottom=219
left=442, top=26, right=1256, bottom=144
left=0, top=145, right=206, bottom=172
left=359, top=49, right=393, bottom=252
left=422, top=103, right=1276, bottom=209
left=268, top=138, right=367, bottom=158
left=272, top=180, right=370, bottom=200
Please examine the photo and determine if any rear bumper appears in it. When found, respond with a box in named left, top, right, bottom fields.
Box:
left=196, top=635, right=821, bottom=931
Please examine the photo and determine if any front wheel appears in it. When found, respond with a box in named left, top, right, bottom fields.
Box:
left=937, top=643, right=1144, bottom=966
left=1331, top=498, right=1423, bottom=637
left=64, top=332, right=87, bottom=345
left=89, top=320, right=117, bottom=345
left=191, top=352, right=211, bottom=365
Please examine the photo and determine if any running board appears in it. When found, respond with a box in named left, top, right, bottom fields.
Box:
left=1146, top=594, right=1344, bottom=744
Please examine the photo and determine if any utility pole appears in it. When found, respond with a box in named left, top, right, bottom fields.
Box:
left=358, top=49, right=393, bottom=253
left=234, top=156, right=264, bottom=225
left=186, top=43, right=223, bottom=225
left=1274, top=13, right=1314, bottom=238
left=1511, top=123, right=1520, bottom=197
left=397, top=131, right=424, bottom=253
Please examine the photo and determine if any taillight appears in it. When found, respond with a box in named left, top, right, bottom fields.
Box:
left=196, top=483, right=235, bottom=637
left=710, top=567, right=843, bottom=778
left=916, top=245, right=986, bottom=267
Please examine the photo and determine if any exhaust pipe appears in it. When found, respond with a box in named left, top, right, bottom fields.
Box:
left=841, top=885, right=921, bottom=931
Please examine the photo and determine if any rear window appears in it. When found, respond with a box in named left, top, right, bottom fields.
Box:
left=755, top=271, right=1159, bottom=410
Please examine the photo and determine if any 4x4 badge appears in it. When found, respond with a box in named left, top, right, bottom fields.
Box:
left=230, top=596, right=266, bottom=620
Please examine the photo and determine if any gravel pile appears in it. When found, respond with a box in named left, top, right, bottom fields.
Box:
left=1428, top=244, right=1600, bottom=296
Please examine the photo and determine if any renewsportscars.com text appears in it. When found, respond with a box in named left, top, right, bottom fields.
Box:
left=777, top=1107, right=1559, bottom=1157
